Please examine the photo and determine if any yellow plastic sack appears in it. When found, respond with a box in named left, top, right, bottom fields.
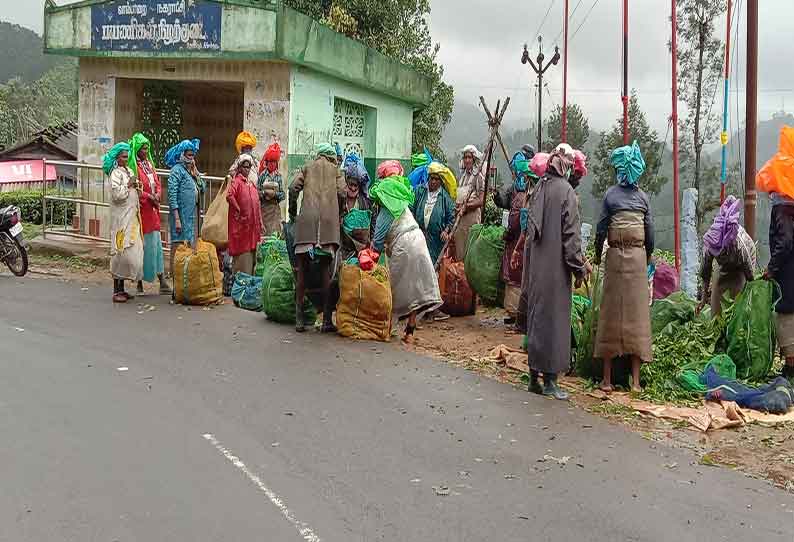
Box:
left=174, top=239, right=223, bottom=305
left=756, top=126, right=794, bottom=199
left=337, top=263, right=393, bottom=342
left=200, top=177, right=229, bottom=249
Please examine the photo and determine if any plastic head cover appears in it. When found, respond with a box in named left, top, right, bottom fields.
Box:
left=343, top=154, right=371, bottom=194
left=530, top=152, right=550, bottom=177
left=127, top=132, right=153, bottom=171
left=235, top=131, right=257, bottom=154
left=369, top=175, right=414, bottom=219
left=236, top=153, right=254, bottom=172
left=103, top=142, right=131, bottom=175
left=460, top=144, right=483, bottom=162
left=572, top=149, right=588, bottom=178
left=315, top=143, right=337, bottom=159
left=412, top=149, right=433, bottom=167
left=264, top=143, right=281, bottom=162
left=703, top=195, right=741, bottom=257
left=610, top=141, right=646, bottom=187
left=510, top=151, right=531, bottom=191
left=521, top=144, right=536, bottom=160
left=376, top=160, right=404, bottom=180
left=427, top=162, right=458, bottom=201
left=165, top=139, right=200, bottom=168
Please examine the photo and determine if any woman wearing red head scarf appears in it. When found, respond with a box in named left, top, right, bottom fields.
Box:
left=257, top=143, right=285, bottom=237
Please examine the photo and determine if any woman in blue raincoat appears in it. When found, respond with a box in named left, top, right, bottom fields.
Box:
left=165, top=139, right=205, bottom=295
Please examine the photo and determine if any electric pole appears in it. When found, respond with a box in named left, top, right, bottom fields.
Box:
left=622, top=0, right=629, bottom=144
left=744, top=0, right=758, bottom=240
left=522, top=37, right=561, bottom=151
left=562, top=0, right=569, bottom=143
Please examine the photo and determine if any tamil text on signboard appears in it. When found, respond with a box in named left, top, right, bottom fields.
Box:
left=91, top=0, right=222, bottom=52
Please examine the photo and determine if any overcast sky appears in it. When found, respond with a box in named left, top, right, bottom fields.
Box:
left=5, top=0, right=793, bottom=135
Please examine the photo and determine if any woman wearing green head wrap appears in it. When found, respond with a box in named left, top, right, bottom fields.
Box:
left=104, top=141, right=143, bottom=303
left=288, top=142, right=345, bottom=332
left=371, top=169, right=442, bottom=343
left=128, top=133, right=170, bottom=296
left=593, top=141, right=655, bottom=393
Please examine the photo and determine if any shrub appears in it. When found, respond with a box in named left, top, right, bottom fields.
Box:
left=0, top=190, right=76, bottom=225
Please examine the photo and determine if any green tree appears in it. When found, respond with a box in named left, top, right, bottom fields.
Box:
left=591, top=90, right=667, bottom=199
left=676, top=0, right=725, bottom=232
left=284, top=0, right=454, bottom=160
left=543, top=103, right=590, bottom=151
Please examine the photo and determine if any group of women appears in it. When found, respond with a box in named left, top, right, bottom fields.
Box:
left=288, top=144, right=462, bottom=341
left=104, top=134, right=203, bottom=303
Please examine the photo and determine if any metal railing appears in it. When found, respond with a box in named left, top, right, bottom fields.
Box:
left=40, top=158, right=227, bottom=251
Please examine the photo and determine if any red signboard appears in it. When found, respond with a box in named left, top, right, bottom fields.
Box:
left=0, top=160, right=57, bottom=183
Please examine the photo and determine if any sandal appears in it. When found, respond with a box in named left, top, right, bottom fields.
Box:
left=112, top=293, right=127, bottom=303
left=401, top=324, right=416, bottom=344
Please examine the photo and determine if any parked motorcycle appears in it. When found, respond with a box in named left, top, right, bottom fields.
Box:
left=0, top=205, right=28, bottom=276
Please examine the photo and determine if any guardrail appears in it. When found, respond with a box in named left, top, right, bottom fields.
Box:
left=39, top=158, right=227, bottom=250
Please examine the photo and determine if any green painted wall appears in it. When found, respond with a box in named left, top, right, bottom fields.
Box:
left=44, top=1, right=430, bottom=105
left=288, top=66, right=413, bottom=178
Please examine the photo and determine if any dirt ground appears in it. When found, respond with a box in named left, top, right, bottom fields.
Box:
left=10, top=256, right=794, bottom=492
left=406, top=307, right=794, bottom=493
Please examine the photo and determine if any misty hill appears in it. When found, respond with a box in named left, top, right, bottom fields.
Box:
left=0, top=21, right=64, bottom=83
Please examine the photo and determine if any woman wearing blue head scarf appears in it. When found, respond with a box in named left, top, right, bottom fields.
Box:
left=593, top=141, right=655, bottom=393
left=104, top=141, right=143, bottom=303
left=165, top=139, right=205, bottom=296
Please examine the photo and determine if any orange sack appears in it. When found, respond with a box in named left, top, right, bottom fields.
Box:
left=756, top=126, right=794, bottom=199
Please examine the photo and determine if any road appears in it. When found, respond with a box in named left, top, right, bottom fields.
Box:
left=0, top=275, right=792, bottom=542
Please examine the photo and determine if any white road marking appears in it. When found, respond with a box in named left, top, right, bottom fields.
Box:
left=202, top=433, right=321, bottom=542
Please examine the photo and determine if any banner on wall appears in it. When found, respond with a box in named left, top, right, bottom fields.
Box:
left=91, top=0, right=222, bottom=52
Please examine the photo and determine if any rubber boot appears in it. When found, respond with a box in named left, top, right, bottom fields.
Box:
left=542, top=373, right=569, bottom=401
left=528, top=370, right=543, bottom=395
left=782, top=363, right=794, bottom=382
left=295, top=302, right=306, bottom=333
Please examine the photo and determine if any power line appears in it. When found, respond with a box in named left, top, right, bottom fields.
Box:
left=553, top=0, right=586, bottom=45
left=570, top=0, right=601, bottom=42
left=532, top=0, right=557, bottom=44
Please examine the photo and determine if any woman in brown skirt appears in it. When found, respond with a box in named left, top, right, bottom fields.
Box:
left=593, top=142, right=654, bottom=393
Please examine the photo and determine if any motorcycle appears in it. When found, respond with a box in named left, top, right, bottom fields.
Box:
left=0, top=205, right=28, bottom=276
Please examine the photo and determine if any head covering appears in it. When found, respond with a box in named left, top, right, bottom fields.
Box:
left=703, top=195, right=742, bottom=257
left=315, top=143, right=337, bottom=159
left=427, top=162, right=458, bottom=200
left=165, top=139, right=200, bottom=168
left=343, top=154, right=371, bottom=195
left=235, top=131, right=257, bottom=154
left=572, top=149, right=588, bottom=178
left=521, top=144, right=536, bottom=160
left=369, top=176, right=415, bottom=219
left=510, top=151, right=531, bottom=192
left=547, top=144, right=575, bottom=178
left=460, top=144, right=483, bottom=162
left=412, top=149, right=433, bottom=168
left=530, top=152, right=550, bottom=177
left=376, top=160, right=404, bottom=180
left=610, top=141, right=646, bottom=187
left=236, top=153, right=254, bottom=172
left=103, top=142, right=131, bottom=175
left=128, top=132, right=153, bottom=171
left=260, top=143, right=282, bottom=175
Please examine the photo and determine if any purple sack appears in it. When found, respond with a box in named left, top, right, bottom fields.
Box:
left=653, top=261, right=679, bottom=300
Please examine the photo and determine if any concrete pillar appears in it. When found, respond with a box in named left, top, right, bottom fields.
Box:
left=680, top=188, right=700, bottom=298
left=581, top=223, right=593, bottom=249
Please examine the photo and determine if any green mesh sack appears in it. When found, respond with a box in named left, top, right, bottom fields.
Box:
left=727, top=280, right=776, bottom=381
left=255, top=235, right=288, bottom=277
left=464, top=224, right=506, bottom=304
left=342, top=209, right=372, bottom=235
left=650, top=291, right=697, bottom=336
left=261, top=261, right=316, bottom=325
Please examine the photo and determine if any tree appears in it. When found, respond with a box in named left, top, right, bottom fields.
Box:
left=543, top=103, right=590, bottom=151
left=676, top=0, right=725, bottom=232
left=591, top=90, right=667, bottom=199
left=284, top=0, right=454, bottom=160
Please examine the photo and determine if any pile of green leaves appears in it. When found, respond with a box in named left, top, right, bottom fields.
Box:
left=641, top=308, right=729, bottom=404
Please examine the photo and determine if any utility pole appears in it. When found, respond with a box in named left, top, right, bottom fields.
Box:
left=671, top=0, right=681, bottom=272
left=719, top=0, right=733, bottom=205
left=562, top=0, right=569, bottom=143
left=744, top=0, right=758, bottom=240
left=621, top=0, right=629, bottom=144
left=522, top=37, right=561, bottom=151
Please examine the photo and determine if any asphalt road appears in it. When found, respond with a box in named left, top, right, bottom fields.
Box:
left=1, top=275, right=793, bottom=542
